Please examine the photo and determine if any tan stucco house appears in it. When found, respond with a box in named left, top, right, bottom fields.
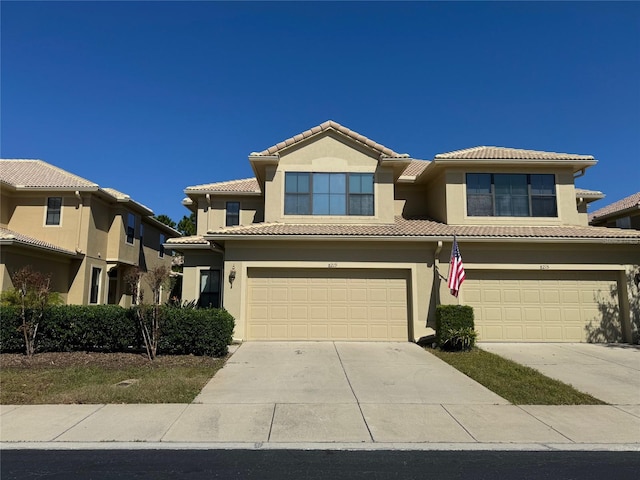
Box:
left=0, top=159, right=180, bottom=305
left=168, top=121, right=640, bottom=343
left=589, top=192, right=640, bottom=230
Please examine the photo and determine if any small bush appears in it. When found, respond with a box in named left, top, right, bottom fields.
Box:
left=159, top=307, right=234, bottom=356
left=439, top=326, right=477, bottom=351
left=436, top=304, right=476, bottom=350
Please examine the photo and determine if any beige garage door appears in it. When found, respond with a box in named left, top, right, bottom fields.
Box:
left=464, top=271, right=619, bottom=342
left=247, top=268, right=409, bottom=341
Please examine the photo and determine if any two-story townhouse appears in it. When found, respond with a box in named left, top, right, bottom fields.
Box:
left=589, top=192, right=640, bottom=230
left=167, top=121, right=640, bottom=344
left=0, top=159, right=180, bottom=305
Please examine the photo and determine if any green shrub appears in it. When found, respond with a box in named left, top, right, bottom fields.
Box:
left=1, top=304, right=234, bottom=356
left=439, top=326, right=477, bottom=351
left=159, top=307, right=234, bottom=356
left=436, top=304, right=476, bottom=350
left=0, top=306, right=24, bottom=353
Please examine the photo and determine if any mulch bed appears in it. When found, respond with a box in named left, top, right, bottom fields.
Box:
left=0, top=352, right=224, bottom=369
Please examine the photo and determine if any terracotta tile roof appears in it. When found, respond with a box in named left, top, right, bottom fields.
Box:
left=252, top=120, right=408, bottom=158
left=435, top=146, right=594, bottom=160
left=400, top=160, right=430, bottom=177
left=0, top=227, right=78, bottom=255
left=575, top=188, right=604, bottom=198
left=589, top=192, right=640, bottom=221
left=165, top=235, right=209, bottom=245
left=204, top=216, right=640, bottom=242
left=0, top=159, right=98, bottom=189
left=185, top=178, right=261, bottom=194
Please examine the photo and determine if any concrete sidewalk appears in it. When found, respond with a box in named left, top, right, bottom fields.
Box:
left=2, top=342, right=640, bottom=450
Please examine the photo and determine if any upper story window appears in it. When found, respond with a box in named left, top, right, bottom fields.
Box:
left=466, top=173, right=556, bottom=217
left=284, top=172, right=374, bottom=216
left=159, top=233, right=166, bottom=257
left=45, top=197, right=62, bottom=225
left=226, top=201, right=240, bottom=226
left=616, top=216, right=631, bottom=229
left=126, top=213, right=136, bottom=244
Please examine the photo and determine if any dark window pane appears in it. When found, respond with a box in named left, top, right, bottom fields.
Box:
left=46, top=197, right=62, bottom=225
left=198, top=270, right=220, bottom=308
left=226, top=202, right=240, bottom=226
left=532, top=196, right=557, bottom=217
left=286, top=173, right=310, bottom=193
left=531, top=174, right=555, bottom=195
left=349, top=194, right=374, bottom=215
left=466, top=174, right=491, bottom=194
left=511, top=196, right=530, bottom=216
left=468, top=194, right=493, bottom=216
left=495, top=195, right=512, bottom=216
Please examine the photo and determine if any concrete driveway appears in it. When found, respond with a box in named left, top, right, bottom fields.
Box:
left=479, top=343, right=640, bottom=406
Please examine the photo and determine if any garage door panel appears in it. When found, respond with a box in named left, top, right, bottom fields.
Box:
left=247, top=268, right=408, bottom=341
left=465, top=271, right=619, bottom=342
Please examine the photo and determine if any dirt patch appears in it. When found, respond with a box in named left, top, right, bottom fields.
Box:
left=0, top=352, right=225, bottom=370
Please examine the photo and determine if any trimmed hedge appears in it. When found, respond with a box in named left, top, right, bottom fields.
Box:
left=0, top=305, right=234, bottom=356
left=435, top=304, right=476, bottom=351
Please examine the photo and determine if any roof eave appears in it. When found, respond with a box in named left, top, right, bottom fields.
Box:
left=0, top=238, right=83, bottom=257
left=431, top=158, right=598, bottom=172
left=202, top=233, right=640, bottom=245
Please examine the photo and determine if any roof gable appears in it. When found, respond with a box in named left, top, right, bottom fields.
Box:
left=251, top=120, right=408, bottom=159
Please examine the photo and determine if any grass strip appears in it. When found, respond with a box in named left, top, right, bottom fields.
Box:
left=0, top=355, right=225, bottom=404
left=429, top=347, right=606, bottom=405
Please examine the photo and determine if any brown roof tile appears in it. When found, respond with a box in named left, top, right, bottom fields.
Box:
left=589, top=192, right=640, bottom=220
left=575, top=188, right=604, bottom=198
left=400, top=160, right=430, bottom=177
left=165, top=235, right=209, bottom=245
left=252, top=120, right=408, bottom=158
left=0, top=159, right=98, bottom=189
left=204, top=216, right=640, bottom=242
left=435, top=146, right=594, bottom=160
left=0, top=227, right=78, bottom=255
left=185, top=178, right=261, bottom=193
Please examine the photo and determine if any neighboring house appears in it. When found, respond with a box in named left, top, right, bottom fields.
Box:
left=0, top=159, right=180, bottom=305
left=167, top=121, right=640, bottom=343
left=589, top=192, right=640, bottom=230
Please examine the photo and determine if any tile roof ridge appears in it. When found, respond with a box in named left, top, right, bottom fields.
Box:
left=253, top=120, right=406, bottom=158
left=186, top=177, right=259, bottom=191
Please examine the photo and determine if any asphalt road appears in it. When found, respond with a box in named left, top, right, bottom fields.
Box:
left=2, top=449, right=639, bottom=480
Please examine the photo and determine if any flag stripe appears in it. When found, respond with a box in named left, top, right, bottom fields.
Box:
left=448, top=236, right=466, bottom=297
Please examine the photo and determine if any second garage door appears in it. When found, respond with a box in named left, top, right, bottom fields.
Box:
left=246, top=268, right=409, bottom=341
left=464, top=270, right=619, bottom=342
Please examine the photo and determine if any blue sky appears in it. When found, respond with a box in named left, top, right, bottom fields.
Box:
left=2, top=1, right=639, bottom=224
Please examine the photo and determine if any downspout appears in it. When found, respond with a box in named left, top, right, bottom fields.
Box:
left=75, top=191, right=83, bottom=253
left=574, top=168, right=586, bottom=179
left=434, top=240, right=443, bottom=306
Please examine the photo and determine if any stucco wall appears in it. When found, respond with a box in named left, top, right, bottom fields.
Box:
left=444, top=167, right=584, bottom=226
left=262, top=133, right=396, bottom=225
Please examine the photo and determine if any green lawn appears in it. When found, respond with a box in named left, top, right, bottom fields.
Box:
left=0, top=353, right=226, bottom=404
left=429, top=347, right=606, bottom=405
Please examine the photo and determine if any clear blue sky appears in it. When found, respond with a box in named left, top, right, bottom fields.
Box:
left=2, top=1, right=639, bottom=224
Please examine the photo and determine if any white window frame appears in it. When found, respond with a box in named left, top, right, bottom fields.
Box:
left=44, top=196, right=63, bottom=226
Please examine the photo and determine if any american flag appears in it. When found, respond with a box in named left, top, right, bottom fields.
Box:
left=447, top=236, right=466, bottom=297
